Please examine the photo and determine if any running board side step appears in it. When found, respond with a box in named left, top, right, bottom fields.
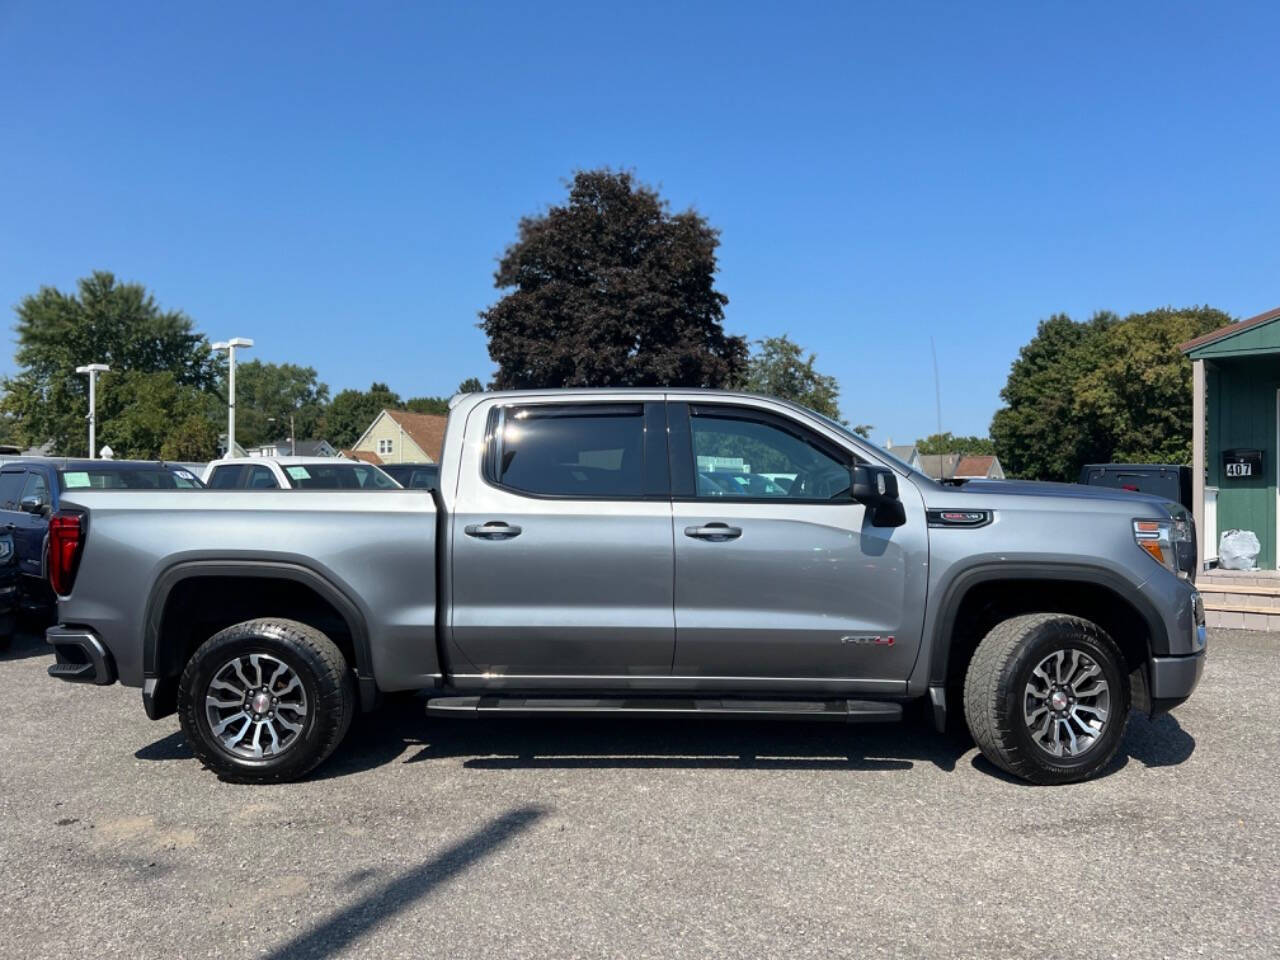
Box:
left=426, top=696, right=902, bottom=724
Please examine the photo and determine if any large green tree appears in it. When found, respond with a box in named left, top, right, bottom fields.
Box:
left=326, top=381, right=401, bottom=449
left=228, top=360, right=330, bottom=449
left=740, top=335, right=842, bottom=418
left=95, top=370, right=215, bottom=459
left=480, top=169, right=747, bottom=389
left=1, top=271, right=216, bottom=455
left=990, top=306, right=1229, bottom=480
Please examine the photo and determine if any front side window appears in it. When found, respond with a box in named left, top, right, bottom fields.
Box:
left=59, top=468, right=204, bottom=490
left=21, top=471, right=50, bottom=506
left=690, top=410, right=852, bottom=501
left=490, top=404, right=646, bottom=498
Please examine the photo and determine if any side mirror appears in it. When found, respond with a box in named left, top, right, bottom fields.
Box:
left=852, top=464, right=906, bottom=528
left=20, top=496, right=47, bottom=516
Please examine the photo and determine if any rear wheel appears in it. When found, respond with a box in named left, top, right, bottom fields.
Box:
left=177, top=618, right=355, bottom=783
left=964, top=613, right=1129, bottom=785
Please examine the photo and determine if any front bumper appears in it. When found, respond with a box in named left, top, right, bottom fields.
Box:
left=1148, top=644, right=1205, bottom=715
left=46, top=625, right=117, bottom=685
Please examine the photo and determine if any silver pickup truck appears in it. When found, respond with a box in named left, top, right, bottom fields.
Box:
left=46, top=389, right=1206, bottom=785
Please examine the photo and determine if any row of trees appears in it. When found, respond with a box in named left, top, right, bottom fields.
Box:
left=0, top=170, right=1227, bottom=475
left=0, top=272, right=484, bottom=459
left=989, top=306, right=1229, bottom=480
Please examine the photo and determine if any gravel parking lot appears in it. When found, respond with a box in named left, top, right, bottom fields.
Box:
left=1, top=628, right=1276, bottom=959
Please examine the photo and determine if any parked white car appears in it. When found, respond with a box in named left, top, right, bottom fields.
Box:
left=201, top=456, right=401, bottom=490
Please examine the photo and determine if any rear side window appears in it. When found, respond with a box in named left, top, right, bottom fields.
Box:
left=488, top=404, right=646, bottom=498
left=246, top=465, right=279, bottom=489
left=207, top=466, right=243, bottom=489
left=0, top=471, right=25, bottom=509
left=283, top=464, right=399, bottom=489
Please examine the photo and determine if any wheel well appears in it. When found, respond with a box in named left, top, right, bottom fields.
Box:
left=944, top=579, right=1152, bottom=691
left=154, top=576, right=358, bottom=680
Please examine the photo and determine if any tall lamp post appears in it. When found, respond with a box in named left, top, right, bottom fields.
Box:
left=211, top=338, right=253, bottom=455
left=75, top=363, right=110, bottom=459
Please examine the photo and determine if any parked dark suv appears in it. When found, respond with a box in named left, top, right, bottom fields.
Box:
left=0, top=459, right=204, bottom=621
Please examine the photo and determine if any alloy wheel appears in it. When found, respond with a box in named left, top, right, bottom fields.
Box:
left=203, top=653, right=309, bottom=760
left=1023, top=648, right=1111, bottom=758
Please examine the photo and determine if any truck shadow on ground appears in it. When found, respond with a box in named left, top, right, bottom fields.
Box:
left=0, top=629, right=54, bottom=663
left=136, top=693, right=1196, bottom=783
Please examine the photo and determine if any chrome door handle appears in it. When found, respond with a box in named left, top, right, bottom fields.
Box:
left=464, top=521, right=522, bottom=539
left=684, top=523, right=742, bottom=541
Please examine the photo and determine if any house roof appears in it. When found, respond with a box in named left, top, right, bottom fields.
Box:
left=341, top=448, right=383, bottom=465
left=259, top=439, right=334, bottom=457
left=917, top=454, right=959, bottom=480
left=376, top=409, right=448, bottom=461
left=888, top=444, right=918, bottom=461
left=954, top=455, right=999, bottom=477
left=1179, top=305, right=1280, bottom=354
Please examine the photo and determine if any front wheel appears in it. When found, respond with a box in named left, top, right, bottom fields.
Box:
left=964, top=613, right=1130, bottom=785
left=177, top=618, right=355, bottom=783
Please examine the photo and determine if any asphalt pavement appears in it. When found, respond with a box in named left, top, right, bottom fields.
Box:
left=0, top=628, right=1276, bottom=959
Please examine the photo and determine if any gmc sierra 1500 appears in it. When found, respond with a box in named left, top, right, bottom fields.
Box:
left=45, top=389, right=1205, bottom=785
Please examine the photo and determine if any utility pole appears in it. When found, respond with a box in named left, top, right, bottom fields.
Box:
left=211, top=338, right=253, bottom=455
left=930, top=337, right=943, bottom=436
left=75, top=363, right=110, bottom=459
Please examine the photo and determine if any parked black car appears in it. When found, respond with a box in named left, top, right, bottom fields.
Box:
left=0, top=459, right=204, bottom=620
left=378, top=462, right=439, bottom=489
left=0, top=529, right=17, bottom=647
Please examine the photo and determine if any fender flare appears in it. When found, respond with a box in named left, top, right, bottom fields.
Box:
left=143, top=559, right=375, bottom=688
left=924, top=561, right=1168, bottom=688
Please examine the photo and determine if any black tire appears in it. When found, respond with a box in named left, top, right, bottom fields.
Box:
left=964, top=613, right=1130, bottom=785
left=177, top=618, right=355, bottom=783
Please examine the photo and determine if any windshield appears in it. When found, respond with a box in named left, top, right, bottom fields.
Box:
left=280, top=463, right=400, bottom=490
left=59, top=467, right=204, bottom=490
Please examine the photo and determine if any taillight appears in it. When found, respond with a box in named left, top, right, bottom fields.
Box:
left=48, top=512, right=84, bottom=596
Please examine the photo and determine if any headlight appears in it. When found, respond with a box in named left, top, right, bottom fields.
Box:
left=1133, top=517, right=1192, bottom=578
left=0, top=540, right=11, bottom=561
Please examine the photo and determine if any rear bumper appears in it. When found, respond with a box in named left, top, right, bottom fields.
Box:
left=46, top=625, right=117, bottom=685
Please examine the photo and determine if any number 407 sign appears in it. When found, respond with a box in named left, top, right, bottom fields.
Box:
left=1224, top=449, right=1262, bottom=479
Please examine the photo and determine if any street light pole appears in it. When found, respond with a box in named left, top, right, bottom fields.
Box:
left=211, top=338, right=254, bottom=455
left=75, top=363, right=110, bottom=459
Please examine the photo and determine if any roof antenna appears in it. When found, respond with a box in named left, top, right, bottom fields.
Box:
left=930, top=336, right=943, bottom=435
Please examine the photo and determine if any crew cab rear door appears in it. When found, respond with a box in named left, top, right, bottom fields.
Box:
left=667, top=400, right=928, bottom=692
left=448, top=399, right=674, bottom=684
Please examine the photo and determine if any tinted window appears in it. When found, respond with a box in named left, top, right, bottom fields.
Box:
left=59, top=468, right=205, bottom=490
left=0, top=471, right=26, bottom=510
left=282, top=464, right=399, bottom=489
left=22, top=471, right=50, bottom=505
left=493, top=405, right=645, bottom=497
left=207, top=466, right=243, bottom=489
left=382, top=465, right=438, bottom=489
left=690, top=411, right=851, bottom=501
left=246, top=465, right=279, bottom=489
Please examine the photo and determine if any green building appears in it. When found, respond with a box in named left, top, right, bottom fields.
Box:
left=1182, top=306, right=1280, bottom=571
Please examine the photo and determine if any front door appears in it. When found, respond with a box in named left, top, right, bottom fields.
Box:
left=668, top=401, right=927, bottom=691
left=449, top=399, right=674, bottom=685
left=13, top=469, right=52, bottom=583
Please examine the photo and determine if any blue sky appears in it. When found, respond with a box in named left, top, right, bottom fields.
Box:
left=2, top=1, right=1277, bottom=444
